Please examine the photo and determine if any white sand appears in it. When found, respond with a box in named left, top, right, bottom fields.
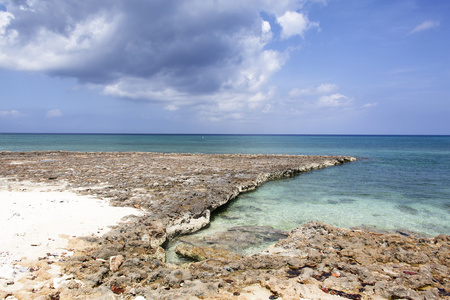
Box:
left=0, top=182, right=142, bottom=282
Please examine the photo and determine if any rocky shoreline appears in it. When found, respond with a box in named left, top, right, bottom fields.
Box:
left=1, top=151, right=449, bottom=299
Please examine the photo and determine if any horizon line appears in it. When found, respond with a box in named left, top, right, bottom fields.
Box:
left=1, top=132, right=449, bottom=137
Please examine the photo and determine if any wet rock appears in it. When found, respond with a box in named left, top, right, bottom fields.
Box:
left=178, top=225, right=288, bottom=254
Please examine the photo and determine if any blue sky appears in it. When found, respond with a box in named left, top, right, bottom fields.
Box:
left=0, top=0, right=449, bottom=134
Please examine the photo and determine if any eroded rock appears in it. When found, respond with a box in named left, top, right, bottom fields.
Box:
left=109, top=255, right=124, bottom=272
left=175, top=243, right=242, bottom=262
left=2, top=152, right=448, bottom=299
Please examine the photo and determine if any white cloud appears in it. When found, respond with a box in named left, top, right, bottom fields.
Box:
left=46, top=109, right=62, bottom=118
left=102, top=33, right=288, bottom=114
left=277, top=11, right=318, bottom=39
left=261, top=20, right=272, bottom=40
left=0, top=110, right=22, bottom=118
left=287, top=83, right=355, bottom=113
left=0, top=11, right=17, bottom=54
left=0, top=13, right=118, bottom=71
left=362, top=102, right=378, bottom=108
left=289, top=83, right=338, bottom=97
left=409, top=20, right=440, bottom=34
left=0, top=10, right=14, bottom=34
left=262, top=20, right=271, bottom=33
left=316, top=83, right=338, bottom=94
left=317, top=93, right=351, bottom=108
left=0, top=1, right=320, bottom=119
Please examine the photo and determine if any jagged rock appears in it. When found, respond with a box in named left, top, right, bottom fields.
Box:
left=167, top=269, right=192, bottom=287
left=95, top=245, right=125, bottom=260
left=109, top=255, right=124, bottom=272
left=175, top=243, right=242, bottom=262
left=3, top=152, right=449, bottom=299
left=86, top=266, right=109, bottom=287
left=152, top=246, right=166, bottom=263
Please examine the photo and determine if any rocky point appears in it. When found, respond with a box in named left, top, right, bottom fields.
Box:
left=0, top=151, right=448, bottom=299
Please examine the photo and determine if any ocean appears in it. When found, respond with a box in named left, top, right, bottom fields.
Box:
left=1, top=134, right=449, bottom=241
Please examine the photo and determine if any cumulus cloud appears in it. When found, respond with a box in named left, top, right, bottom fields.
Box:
left=317, top=93, right=351, bottom=108
left=409, top=20, right=440, bottom=34
left=0, top=109, right=22, bottom=118
left=0, top=10, right=14, bottom=36
left=261, top=20, right=273, bottom=42
left=46, top=109, right=62, bottom=118
left=288, top=83, right=354, bottom=113
left=277, top=10, right=319, bottom=39
left=0, top=1, right=322, bottom=118
left=362, top=102, right=378, bottom=108
left=289, top=83, right=338, bottom=97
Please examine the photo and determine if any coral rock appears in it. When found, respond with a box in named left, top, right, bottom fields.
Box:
left=109, top=255, right=125, bottom=272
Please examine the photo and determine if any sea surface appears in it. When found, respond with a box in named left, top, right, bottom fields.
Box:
left=1, top=134, right=449, bottom=244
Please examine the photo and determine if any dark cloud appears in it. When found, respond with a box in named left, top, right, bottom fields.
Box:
left=1, top=0, right=317, bottom=114
left=7, top=1, right=109, bottom=40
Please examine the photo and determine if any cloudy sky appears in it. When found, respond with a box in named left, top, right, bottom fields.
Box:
left=1, top=0, right=449, bottom=134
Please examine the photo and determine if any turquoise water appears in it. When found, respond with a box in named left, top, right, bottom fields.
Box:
left=1, top=134, right=449, bottom=238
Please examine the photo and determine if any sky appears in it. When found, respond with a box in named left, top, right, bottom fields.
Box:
left=0, top=0, right=449, bottom=134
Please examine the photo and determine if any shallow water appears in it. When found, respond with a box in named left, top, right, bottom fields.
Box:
left=166, top=155, right=450, bottom=263
left=2, top=134, right=449, bottom=261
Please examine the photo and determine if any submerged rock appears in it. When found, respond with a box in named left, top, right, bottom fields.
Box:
left=178, top=225, right=289, bottom=254
left=175, top=243, right=242, bottom=262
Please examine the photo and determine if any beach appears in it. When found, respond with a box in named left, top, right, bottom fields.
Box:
left=0, top=151, right=449, bottom=299
left=0, top=179, right=142, bottom=297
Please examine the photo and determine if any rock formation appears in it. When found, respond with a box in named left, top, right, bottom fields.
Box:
left=1, top=151, right=448, bottom=299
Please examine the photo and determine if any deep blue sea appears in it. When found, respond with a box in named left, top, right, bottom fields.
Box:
left=1, top=134, right=449, bottom=241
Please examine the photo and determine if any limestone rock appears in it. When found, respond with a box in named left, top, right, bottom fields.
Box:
left=109, top=255, right=125, bottom=272
left=8, top=152, right=449, bottom=299
left=175, top=243, right=242, bottom=262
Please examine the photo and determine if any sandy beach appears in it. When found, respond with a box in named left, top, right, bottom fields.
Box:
left=0, top=179, right=142, bottom=296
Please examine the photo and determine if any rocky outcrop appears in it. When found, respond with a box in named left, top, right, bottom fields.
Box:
left=0, top=151, right=355, bottom=242
left=47, top=221, right=447, bottom=299
left=142, top=221, right=448, bottom=299
left=3, top=152, right=448, bottom=299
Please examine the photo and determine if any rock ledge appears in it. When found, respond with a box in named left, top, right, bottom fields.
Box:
left=3, top=152, right=447, bottom=299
